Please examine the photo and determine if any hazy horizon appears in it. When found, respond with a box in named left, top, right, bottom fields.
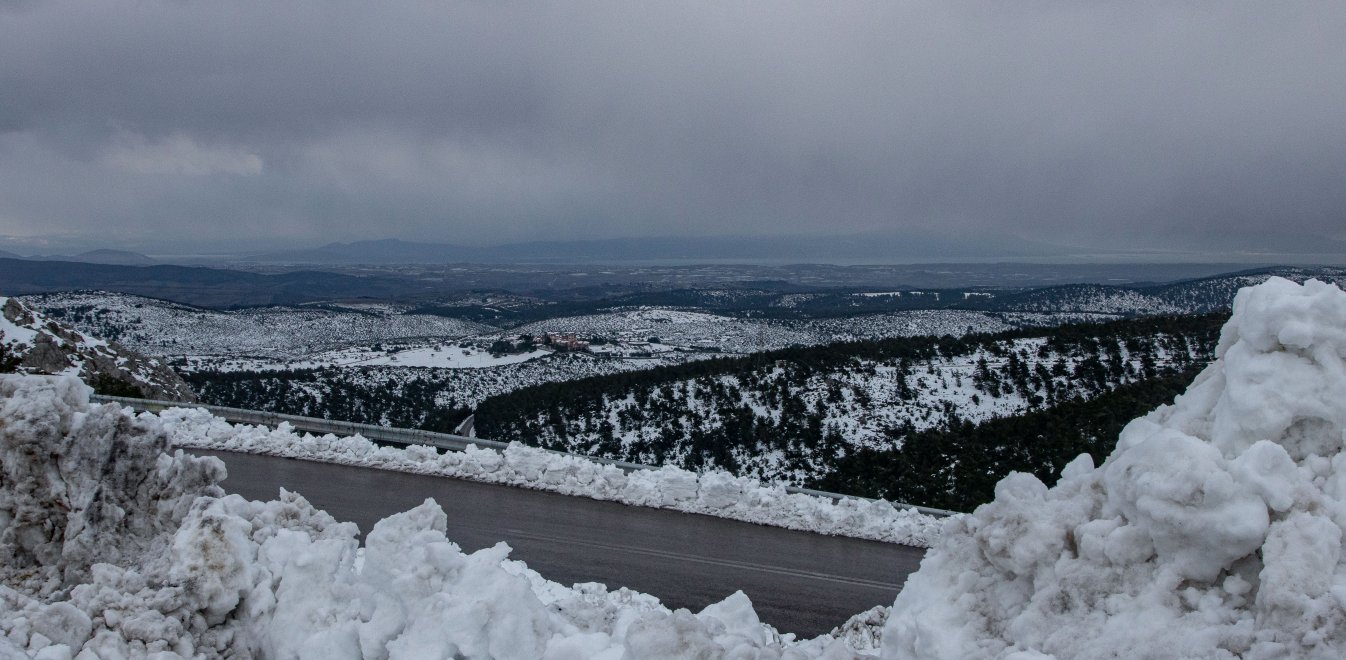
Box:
left=3, top=233, right=1346, bottom=268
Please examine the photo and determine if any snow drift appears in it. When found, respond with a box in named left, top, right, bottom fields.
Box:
left=883, top=277, right=1346, bottom=659
left=0, top=375, right=873, bottom=658
left=148, top=406, right=940, bottom=548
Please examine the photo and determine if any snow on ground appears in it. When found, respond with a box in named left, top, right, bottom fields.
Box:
left=216, top=344, right=553, bottom=371
left=9, top=277, right=1346, bottom=657
left=192, top=353, right=668, bottom=414
left=0, top=298, right=41, bottom=347
left=20, top=291, right=491, bottom=359
left=883, top=277, right=1346, bottom=659
left=0, top=375, right=889, bottom=658
left=514, top=308, right=820, bottom=355
left=151, top=405, right=941, bottom=548
left=2, top=297, right=196, bottom=401
left=520, top=328, right=1209, bottom=484
left=514, top=308, right=1108, bottom=358
left=343, top=346, right=550, bottom=369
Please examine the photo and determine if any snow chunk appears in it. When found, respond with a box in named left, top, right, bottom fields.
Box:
left=881, top=278, right=1346, bottom=659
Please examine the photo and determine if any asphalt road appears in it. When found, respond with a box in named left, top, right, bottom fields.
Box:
left=194, top=449, right=928, bottom=637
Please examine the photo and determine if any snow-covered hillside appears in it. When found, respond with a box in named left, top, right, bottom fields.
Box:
left=175, top=302, right=1118, bottom=434
left=24, top=291, right=1104, bottom=385
left=986, top=284, right=1189, bottom=315
left=188, top=353, right=658, bottom=431
left=479, top=315, right=1220, bottom=484
left=797, top=310, right=1110, bottom=342
left=985, top=266, right=1346, bottom=316
left=1132, top=266, right=1346, bottom=315
left=883, top=277, right=1346, bottom=659
left=0, top=297, right=194, bottom=400
left=21, top=291, right=491, bottom=359
left=514, top=308, right=1112, bottom=356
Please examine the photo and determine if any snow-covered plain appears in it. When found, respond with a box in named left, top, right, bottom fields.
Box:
left=883, top=277, right=1346, bottom=659
left=222, top=344, right=553, bottom=372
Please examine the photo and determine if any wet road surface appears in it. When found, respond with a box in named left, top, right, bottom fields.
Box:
left=194, top=449, right=927, bottom=637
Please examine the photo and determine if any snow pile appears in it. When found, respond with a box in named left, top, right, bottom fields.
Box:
left=1, top=375, right=875, bottom=658
left=152, top=406, right=942, bottom=547
left=882, top=277, right=1346, bottom=659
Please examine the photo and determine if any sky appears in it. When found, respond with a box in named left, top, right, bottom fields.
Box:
left=1, top=1, right=1344, bottom=257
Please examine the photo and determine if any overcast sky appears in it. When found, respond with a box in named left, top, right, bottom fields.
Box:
left=1, top=1, right=1343, bottom=255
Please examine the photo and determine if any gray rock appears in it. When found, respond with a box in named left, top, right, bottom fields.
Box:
left=1, top=297, right=195, bottom=402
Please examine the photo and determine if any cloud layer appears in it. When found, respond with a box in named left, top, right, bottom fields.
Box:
left=1, top=1, right=1344, bottom=254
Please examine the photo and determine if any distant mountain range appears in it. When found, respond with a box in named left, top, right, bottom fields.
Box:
left=61, top=249, right=158, bottom=265
left=244, top=233, right=1067, bottom=265
left=0, top=257, right=425, bottom=307
left=1, top=249, right=159, bottom=265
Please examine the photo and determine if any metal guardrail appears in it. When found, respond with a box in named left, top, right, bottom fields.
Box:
left=89, top=394, right=656, bottom=474
left=91, top=394, right=961, bottom=518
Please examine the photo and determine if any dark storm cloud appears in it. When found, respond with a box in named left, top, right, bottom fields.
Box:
left=1, top=1, right=1343, bottom=253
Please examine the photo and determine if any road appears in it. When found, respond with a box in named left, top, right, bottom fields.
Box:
left=195, top=449, right=928, bottom=637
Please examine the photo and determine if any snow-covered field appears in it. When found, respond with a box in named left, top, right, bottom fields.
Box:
left=515, top=309, right=819, bottom=355
left=343, top=346, right=550, bottom=369
left=199, top=344, right=553, bottom=372
left=4, top=276, right=1346, bottom=657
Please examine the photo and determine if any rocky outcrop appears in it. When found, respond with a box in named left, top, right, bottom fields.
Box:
left=1, top=297, right=195, bottom=402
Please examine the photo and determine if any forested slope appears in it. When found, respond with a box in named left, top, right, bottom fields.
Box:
left=475, top=314, right=1225, bottom=492
left=814, top=367, right=1201, bottom=510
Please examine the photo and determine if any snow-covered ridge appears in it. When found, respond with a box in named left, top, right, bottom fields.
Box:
left=19, top=290, right=491, bottom=359
left=883, top=277, right=1346, bottom=659
left=0, top=296, right=194, bottom=401
left=486, top=319, right=1217, bottom=485
left=0, top=376, right=880, bottom=657
left=150, top=405, right=943, bottom=548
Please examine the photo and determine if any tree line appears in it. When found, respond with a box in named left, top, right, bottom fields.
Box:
left=187, top=367, right=472, bottom=433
